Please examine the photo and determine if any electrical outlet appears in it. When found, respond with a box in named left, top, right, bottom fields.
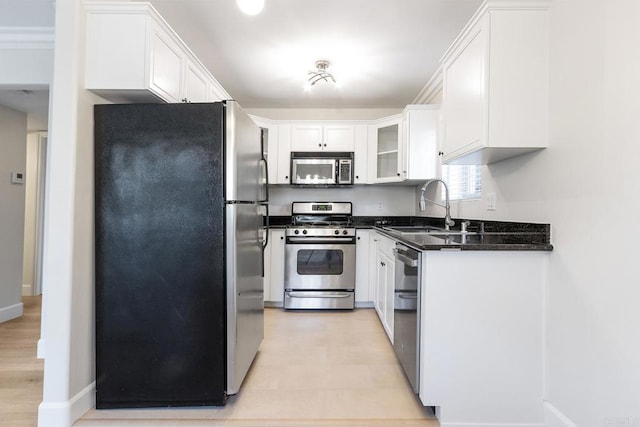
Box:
left=376, top=201, right=384, bottom=211
left=486, top=192, right=497, bottom=211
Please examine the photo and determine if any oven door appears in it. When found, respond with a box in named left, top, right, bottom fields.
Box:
left=284, top=239, right=355, bottom=291
left=291, top=159, right=337, bottom=185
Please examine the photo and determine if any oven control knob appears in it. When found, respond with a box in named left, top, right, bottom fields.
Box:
left=294, top=229, right=299, bottom=235
left=303, top=230, right=308, bottom=235
left=343, top=230, right=348, bottom=235
left=334, top=230, right=340, bottom=235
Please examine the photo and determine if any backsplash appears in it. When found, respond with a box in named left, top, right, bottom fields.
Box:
left=268, top=185, right=418, bottom=216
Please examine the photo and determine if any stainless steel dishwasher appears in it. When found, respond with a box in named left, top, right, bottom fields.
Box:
left=393, top=243, right=421, bottom=393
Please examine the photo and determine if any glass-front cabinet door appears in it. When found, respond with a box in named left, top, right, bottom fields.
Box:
left=371, top=116, right=403, bottom=183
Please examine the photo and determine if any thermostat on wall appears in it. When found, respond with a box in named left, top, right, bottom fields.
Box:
left=11, top=172, right=25, bottom=184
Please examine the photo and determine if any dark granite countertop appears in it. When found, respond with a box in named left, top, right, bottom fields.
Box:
left=375, top=227, right=553, bottom=251
left=266, top=215, right=553, bottom=251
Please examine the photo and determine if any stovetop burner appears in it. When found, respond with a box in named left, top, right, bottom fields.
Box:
left=290, top=202, right=353, bottom=227
left=287, top=202, right=354, bottom=237
left=290, top=216, right=353, bottom=227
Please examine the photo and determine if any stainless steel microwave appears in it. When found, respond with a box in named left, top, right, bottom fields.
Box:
left=290, top=152, right=354, bottom=186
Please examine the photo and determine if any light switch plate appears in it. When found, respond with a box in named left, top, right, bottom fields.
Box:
left=486, top=192, right=497, bottom=211
left=11, top=172, right=25, bottom=184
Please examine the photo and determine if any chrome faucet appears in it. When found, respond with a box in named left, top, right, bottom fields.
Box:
left=419, top=178, right=455, bottom=230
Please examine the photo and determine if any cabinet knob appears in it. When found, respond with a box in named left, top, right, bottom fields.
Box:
left=280, top=236, right=284, bottom=240
left=285, top=176, right=289, bottom=179
left=182, top=98, right=189, bottom=103
left=357, top=236, right=361, bottom=240
left=381, top=261, right=385, bottom=267
left=323, top=143, right=327, bottom=147
left=396, top=173, right=401, bottom=176
left=318, top=143, right=322, bottom=147
left=355, top=175, right=359, bottom=179
left=438, top=151, right=444, bottom=156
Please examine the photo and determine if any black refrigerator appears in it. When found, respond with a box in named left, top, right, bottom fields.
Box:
left=94, top=101, right=267, bottom=408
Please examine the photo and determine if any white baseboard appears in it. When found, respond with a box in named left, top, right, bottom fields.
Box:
left=440, top=423, right=544, bottom=427
left=0, top=302, right=23, bottom=323
left=355, top=301, right=374, bottom=308
left=38, top=382, right=95, bottom=427
left=23, top=283, right=34, bottom=296
left=544, top=401, right=578, bottom=427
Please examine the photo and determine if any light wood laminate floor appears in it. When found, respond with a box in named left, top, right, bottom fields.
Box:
left=79, top=308, right=437, bottom=426
left=0, top=296, right=43, bottom=427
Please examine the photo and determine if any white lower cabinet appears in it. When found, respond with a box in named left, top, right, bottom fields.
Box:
left=419, top=250, right=546, bottom=425
left=263, top=229, right=285, bottom=305
left=372, top=232, right=395, bottom=342
left=354, top=230, right=372, bottom=304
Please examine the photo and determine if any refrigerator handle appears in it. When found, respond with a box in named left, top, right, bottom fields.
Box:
left=259, top=157, right=269, bottom=203
left=262, top=203, right=269, bottom=249
left=261, top=202, right=269, bottom=278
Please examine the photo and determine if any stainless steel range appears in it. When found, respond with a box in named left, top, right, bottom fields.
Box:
left=284, top=202, right=356, bottom=310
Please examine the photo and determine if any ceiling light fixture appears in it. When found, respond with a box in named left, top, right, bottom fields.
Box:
left=308, top=60, right=336, bottom=86
left=237, top=0, right=264, bottom=15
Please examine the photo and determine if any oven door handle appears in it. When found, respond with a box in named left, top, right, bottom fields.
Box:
left=287, top=292, right=353, bottom=299
left=286, top=237, right=355, bottom=243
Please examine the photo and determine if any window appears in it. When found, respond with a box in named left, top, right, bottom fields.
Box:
left=441, top=164, right=482, bottom=200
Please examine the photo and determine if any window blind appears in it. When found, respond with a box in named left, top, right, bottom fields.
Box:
left=441, top=164, right=482, bottom=200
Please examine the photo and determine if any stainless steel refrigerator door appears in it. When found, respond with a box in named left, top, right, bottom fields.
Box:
left=226, top=203, right=264, bottom=395
left=225, top=101, right=264, bottom=202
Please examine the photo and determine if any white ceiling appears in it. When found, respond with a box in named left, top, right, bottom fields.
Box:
left=0, top=0, right=482, bottom=113
left=149, top=0, right=482, bottom=108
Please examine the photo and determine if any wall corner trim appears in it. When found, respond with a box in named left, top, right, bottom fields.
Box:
left=0, top=302, right=23, bottom=323
left=37, top=338, right=46, bottom=359
left=38, top=382, right=95, bottom=427
left=544, top=401, right=578, bottom=427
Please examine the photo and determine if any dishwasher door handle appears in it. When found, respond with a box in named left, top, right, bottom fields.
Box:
left=393, top=248, right=418, bottom=267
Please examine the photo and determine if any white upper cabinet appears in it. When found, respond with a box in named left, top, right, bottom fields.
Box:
left=370, top=115, right=403, bottom=183
left=441, top=0, right=550, bottom=165
left=182, top=59, right=209, bottom=103
left=353, top=125, right=368, bottom=184
left=85, top=2, right=230, bottom=104
left=403, top=105, right=439, bottom=181
left=147, top=24, right=182, bottom=102
left=253, top=112, right=434, bottom=186
left=275, top=124, right=292, bottom=184
left=369, top=106, right=439, bottom=184
left=290, top=124, right=356, bottom=152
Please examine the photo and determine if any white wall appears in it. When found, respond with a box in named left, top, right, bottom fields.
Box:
left=28, top=113, right=49, bottom=131
left=439, top=0, right=640, bottom=425
left=38, top=0, right=107, bottom=424
left=269, top=185, right=417, bottom=216
left=0, top=104, right=27, bottom=322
